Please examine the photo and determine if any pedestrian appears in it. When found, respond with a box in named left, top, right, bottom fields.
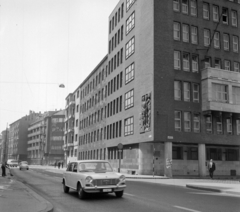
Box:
left=1, top=162, right=9, bottom=177
left=58, top=161, right=60, bottom=169
left=61, top=161, right=63, bottom=168
left=208, top=159, right=216, bottom=179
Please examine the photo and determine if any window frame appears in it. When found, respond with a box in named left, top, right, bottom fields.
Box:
left=203, top=3, right=210, bottom=20
left=184, top=111, right=191, bottom=132
left=190, top=0, right=197, bottom=16
left=233, top=36, right=239, bottom=53
left=182, top=0, right=189, bottom=14
left=173, top=0, right=180, bottom=12
left=193, top=83, right=199, bottom=103
left=182, top=24, right=189, bottom=42
left=125, top=89, right=134, bottom=110
left=214, top=32, right=220, bottom=49
left=204, top=29, right=210, bottom=47
left=174, top=50, right=181, bottom=70
left=125, top=36, right=135, bottom=59
left=125, top=63, right=135, bottom=84
left=124, top=116, right=134, bottom=136
left=175, top=111, right=182, bottom=132
left=193, top=114, right=200, bottom=133
left=173, top=22, right=181, bottom=41
left=174, top=81, right=182, bottom=101
left=191, top=26, right=198, bottom=44
left=126, top=12, right=135, bottom=35
left=183, top=82, right=191, bottom=102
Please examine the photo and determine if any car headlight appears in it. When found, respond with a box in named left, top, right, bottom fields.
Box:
left=85, top=176, right=93, bottom=184
left=119, top=175, right=125, bottom=182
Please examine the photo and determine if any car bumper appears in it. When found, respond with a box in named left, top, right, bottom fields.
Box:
left=83, top=184, right=126, bottom=193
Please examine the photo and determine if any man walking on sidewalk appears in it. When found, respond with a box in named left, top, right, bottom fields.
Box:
left=208, top=159, right=216, bottom=179
left=1, top=162, right=9, bottom=177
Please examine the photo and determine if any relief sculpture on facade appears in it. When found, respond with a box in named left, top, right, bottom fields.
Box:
left=139, top=93, right=151, bottom=133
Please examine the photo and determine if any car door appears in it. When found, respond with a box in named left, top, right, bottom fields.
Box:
left=68, top=162, right=78, bottom=189
left=65, top=163, right=73, bottom=187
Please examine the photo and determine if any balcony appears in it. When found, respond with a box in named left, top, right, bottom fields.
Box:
left=201, top=67, right=240, bottom=114
left=67, top=143, right=74, bottom=148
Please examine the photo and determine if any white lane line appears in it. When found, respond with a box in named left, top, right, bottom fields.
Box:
left=124, top=192, right=135, bottom=197
left=174, top=206, right=201, bottom=212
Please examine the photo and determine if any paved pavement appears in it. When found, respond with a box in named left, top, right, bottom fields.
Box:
left=1, top=165, right=239, bottom=212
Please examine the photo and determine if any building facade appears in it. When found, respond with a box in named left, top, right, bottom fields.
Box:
left=27, top=111, right=65, bottom=165
left=1, top=129, right=9, bottom=163
left=8, top=111, right=41, bottom=161
left=65, top=0, right=240, bottom=177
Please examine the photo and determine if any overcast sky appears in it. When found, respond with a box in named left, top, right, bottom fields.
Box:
left=0, top=0, right=119, bottom=132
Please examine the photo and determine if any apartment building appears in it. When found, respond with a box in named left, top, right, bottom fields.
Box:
left=8, top=111, right=42, bottom=162
left=0, top=129, right=9, bottom=163
left=65, top=0, right=240, bottom=177
left=27, top=110, right=64, bottom=165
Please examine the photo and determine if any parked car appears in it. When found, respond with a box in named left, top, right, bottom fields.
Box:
left=62, top=160, right=126, bottom=199
left=19, top=161, right=29, bottom=170
left=7, top=159, right=19, bottom=168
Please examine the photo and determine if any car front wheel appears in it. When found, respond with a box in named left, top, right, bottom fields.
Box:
left=77, top=183, right=86, bottom=199
left=115, top=190, right=124, bottom=198
left=63, top=180, right=69, bottom=193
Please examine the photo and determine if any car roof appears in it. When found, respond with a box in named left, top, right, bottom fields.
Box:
left=71, top=160, right=109, bottom=163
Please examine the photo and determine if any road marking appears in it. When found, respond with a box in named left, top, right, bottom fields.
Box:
left=174, top=206, right=201, bottom=212
left=124, top=192, right=135, bottom=197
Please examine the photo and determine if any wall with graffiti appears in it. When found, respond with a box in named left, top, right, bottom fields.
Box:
left=139, top=92, right=151, bottom=133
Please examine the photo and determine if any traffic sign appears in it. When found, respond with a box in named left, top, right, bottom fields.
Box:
left=117, top=143, right=123, bottom=150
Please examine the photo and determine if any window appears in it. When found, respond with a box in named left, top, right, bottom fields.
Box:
left=237, top=120, right=240, bottom=135
left=226, top=149, right=239, bottom=161
left=190, top=0, right=197, bottom=16
left=233, top=36, right=239, bottom=53
left=126, top=37, right=135, bottom=59
left=184, top=112, right=191, bottom=132
left=232, top=86, right=240, bottom=105
left=173, top=22, right=180, bottom=40
left=187, top=147, right=198, bottom=160
left=234, top=62, right=240, bottom=72
left=222, top=8, right=229, bottom=24
left=231, top=10, right=238, bottom=27
left=223, top=34, right=230, bottom=51
left=172, top=146, right=183, bottom=159
left=125, top=63, right=134, bottom=84
left=173, top=0, right=180, bottom=12
left=205, top=115, right=212, bottom=133
left=125, top=89, right=134, bottom=109
left=216, top=117, right=222, bottom=134
left=213, top=5, right=219, bottom=22
left=183, top=53, right=190, bottom=71
left=126, top=12, right=135, bottom=34
left=182, top=0, right=188, bottom=14
left=204, top=57, right=211, bottom=68
left=182, top=24, right=189, bottom=42
left=212, top=83, right=228, bottom=103
left=214, top=59, right=221, bottom=69
left=193, top=114, right=200, bottom=133
left=174, top=81, right=181, bottom=101
left=174, top=51, right=181, bottom=70
left=191, top=26, right=198, bottom=44
left=192, top=55, right=199, bottom=73
left=214, top=32, right=220, bottom=49
left=224, top=60, right=231, bottom=71
left=124, top=117, right=134, bottom=136
left=175, top=111, right=181, bottom=131
left=203, top=3, right=209, bottom=20
left=207, top=148, right=222, bottom=160
left=126, top=0, right=135, bottom=11
left=226, top=118, right=232, bottom=134
left=193, top=83, right=199, bottom=103
left=183, top=82, right=190, bottom=101
left=204, top=29, right=210, bottom=47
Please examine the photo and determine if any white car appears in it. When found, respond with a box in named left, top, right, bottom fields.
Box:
left=19, top=161, right=29, bottom=170
left=7, top=159, right=19, bottom=168
left=62, top=160, right=126, bottom=199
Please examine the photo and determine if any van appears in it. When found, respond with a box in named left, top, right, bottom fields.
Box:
left=7, top=159, right=19, bottom=167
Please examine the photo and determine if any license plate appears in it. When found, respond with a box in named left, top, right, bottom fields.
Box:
left=103, top=189, right=112, bottom=192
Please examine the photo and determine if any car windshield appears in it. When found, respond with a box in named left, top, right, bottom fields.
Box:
left=10, top=160, right=18, bottom=163
left=78, top=162, right=113, bottom=173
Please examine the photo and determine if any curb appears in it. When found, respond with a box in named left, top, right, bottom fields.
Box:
left=17, top=180, right=54, bottom=212
left=186, top=184, right=222, bottom=193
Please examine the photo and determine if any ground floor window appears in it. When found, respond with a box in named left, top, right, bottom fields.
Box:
left=226, top=149, right=239, bottom=161
left=187, top=147, right=198, bottom=160
left=206, top=148, right=222, bottom=160
left=172, top=146, right=183, bottom=159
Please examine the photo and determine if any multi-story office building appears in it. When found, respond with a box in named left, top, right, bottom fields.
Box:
left=27, top=110, right=65, bottom=165
left=65, top=0, right=240, bottom=177
left=0, top=134, right=2, bottom=163
left=8, top=111, right=42, bottom=161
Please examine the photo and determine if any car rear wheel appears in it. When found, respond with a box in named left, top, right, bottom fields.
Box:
left=19, top=168, right=21, bottom=170
left=115, top=190, right=124, bottom=198
left=77, top=183, right=86, bottom=199
left=63, top=180, right=69, bottom=193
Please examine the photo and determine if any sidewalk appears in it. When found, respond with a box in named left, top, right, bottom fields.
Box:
left=32, top=165, right=240, bottom=197
left=0, top=169, right=53, bottom=212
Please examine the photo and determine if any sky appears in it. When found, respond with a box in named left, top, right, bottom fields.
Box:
left=0, top=0, right=119, bottom=132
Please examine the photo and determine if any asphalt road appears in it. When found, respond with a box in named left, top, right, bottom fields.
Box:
left=11, top=168, right=240, bottom=212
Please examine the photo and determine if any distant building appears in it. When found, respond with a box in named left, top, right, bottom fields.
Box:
left=8, top=111, right=42, bottom=161
left=27, top=110, right=65, bottom=165
left=1, top=129, right=9, bottom=163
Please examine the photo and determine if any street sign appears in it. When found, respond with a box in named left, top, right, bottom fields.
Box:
left=117, top=143, right=123, bottom=150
